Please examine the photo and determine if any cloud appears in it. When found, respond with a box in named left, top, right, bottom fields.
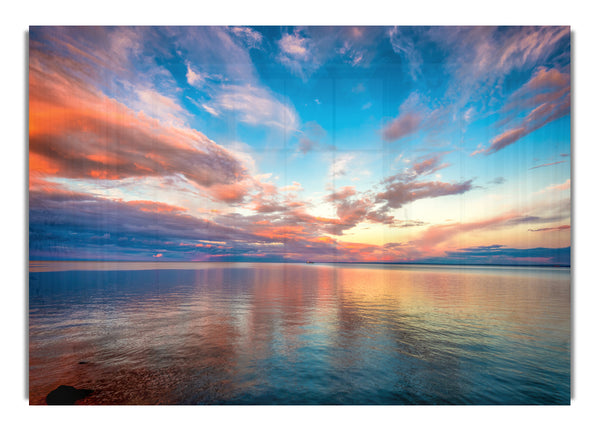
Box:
left=175, top=27, right=299, bottom=132
left=229, top=27, right=263, bottom=49
left=387, top=27, right=422, bottom=80
left=427, top=26, right=569, bottom=105
left=528, top=225, right=570, bottom=232
left=529, top=161, right=567, bottom=170
left=169, top=27, right=259, bottom=84
left=410, top=153, right=450, bottom=176
left=382, top=112, right=423, bottom=142
left=127, top=200, right=187, bottom=214
left=204, top=84, right=299, bottom=131
left=135, top=88, right=187, bottom=125
left=29, top=40, right=256, bottom=204
left=185, top=62, right=223, bottom=89
left=473, top=67, right=570, bottom=156
left=377, top=180, right=473, bottom=211
left=548, top=179, right=571, bottom=191
left=329, top=154, right=355, bottom=178
left=536, top=179, right=571, bottom=194
left=29, top=86, right=247, bottom=189
left=277, top=31, right=319, bottom=80
left=29, top=187, right=254, bottom=261
left=380, top=92, right=449, bottom=143
left=325, top=186, right=356, bottom=202
left=186, top=63, right=205, bottom=86
left=207, top=182, right=252, bottom=203
left=488, top=177, right=506, bottom=185
left=274, top=27, right=380, bottom=80
left=280, top=182, right=303, bottom=193
left=352, top=83, right=366, bottom=93
left=295, top=121, right=330, bottom=154
left=375, top=152, right=470, bottom=212
left=520, top=66, right=570, bottom=92
left=201, top=104, right=220, bottom=117
left=298, top=137, right=317, bottom=154
left=410, top=213, right=519, bottom=253
left=28, top=179, right=569, bottom=264
left=30, top=26, right=144, bottom=80
left=337, top=40, right=366, bottom=67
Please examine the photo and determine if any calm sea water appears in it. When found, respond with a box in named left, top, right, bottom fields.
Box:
left=28, top=262, right=570, bottom=405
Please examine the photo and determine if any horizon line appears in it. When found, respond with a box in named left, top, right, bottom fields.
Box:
left=28, top=259, right=571, bottom=268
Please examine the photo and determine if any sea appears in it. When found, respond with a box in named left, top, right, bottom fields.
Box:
left=28, top=261, right=571, bottom=405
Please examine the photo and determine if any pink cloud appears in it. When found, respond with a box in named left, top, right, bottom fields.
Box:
left=411, top=212, right=519, bottom=254
left=523, top=67, right=570, bottom=92
left=376, top=180, right=473, bottom=210
left=411, top=154, right=450, bottom=176
left=474, top=67, right=570, bottom=156
left=529, top=161, right=567, bottom=170
left=208, top=182, right=251, bottom=204
left=382, top=112, right=422, bottom=142
left=325, top=186, right=356, bottom=202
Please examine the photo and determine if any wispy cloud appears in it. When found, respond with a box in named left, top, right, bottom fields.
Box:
left=529, top=161, right=567, bottom=170
left=295, top=121, right=332, bottom=154
left=329, top=154, right=355, bottom=178
left=473, top=66, right=570, bottom=156
left=229, top=27, right=263, bottom=49
left=203, top=84, right=299, bottom=131
left=388, top=27, right=422, bottom=80
left=536, top=179, right=571, bottom=194
left=374, top=153, right=469, bottom=212
left=277, top=31, right=319, bottom=80
left=429, top=26, right=569, bottom=105
left=528, top=225, right=570, bottom=232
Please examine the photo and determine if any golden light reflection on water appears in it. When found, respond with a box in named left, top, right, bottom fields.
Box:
left=29, top=262, right=570, bottom=404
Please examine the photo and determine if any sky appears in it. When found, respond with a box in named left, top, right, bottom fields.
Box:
left=28, top=26, right=571, bottom=265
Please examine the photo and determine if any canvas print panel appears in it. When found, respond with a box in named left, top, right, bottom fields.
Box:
left=29, top=26, right=571, bottom=405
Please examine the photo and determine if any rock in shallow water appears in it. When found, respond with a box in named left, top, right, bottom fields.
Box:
left=46, top=385, right=93, bottom=405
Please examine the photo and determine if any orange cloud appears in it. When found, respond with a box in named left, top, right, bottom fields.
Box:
left=29, top=45, right=250, bottom=202
left=255, top=225, right=306, bottom=240
left=209, top=182, right=251, bottom=203
left=127, top=200, right=187, bottom=214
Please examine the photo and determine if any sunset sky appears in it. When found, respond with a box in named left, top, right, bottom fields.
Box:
left=28, top=26, right=571, bottom=264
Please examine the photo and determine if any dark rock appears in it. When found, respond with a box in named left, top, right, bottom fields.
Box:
left=78, top=361, right=88, bottom=364
left=46, top=385, right=93, bottom=405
